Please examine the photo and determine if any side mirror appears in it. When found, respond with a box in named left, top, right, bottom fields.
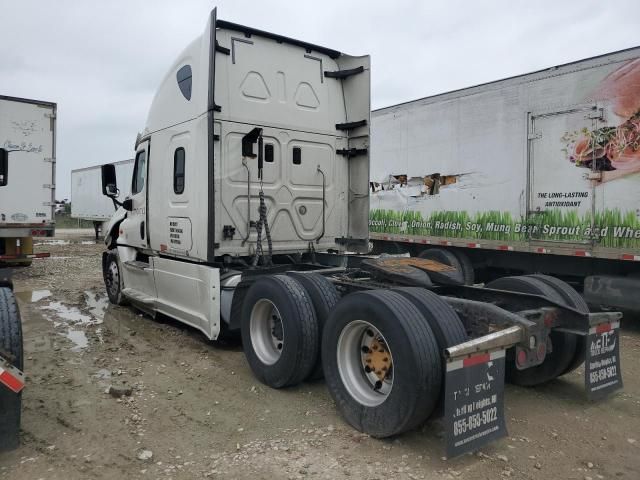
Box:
left=101, top=164, right=117, bottom=196
left=0, top=148, right=8, bottom=187
left=122, top=198, right=133, bottom=211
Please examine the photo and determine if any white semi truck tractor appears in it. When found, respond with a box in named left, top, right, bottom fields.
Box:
left=100, top=9, right=623, bottom=457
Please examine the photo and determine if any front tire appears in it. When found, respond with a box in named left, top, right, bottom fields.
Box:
left=323, top=290, right=442, bottom=437
left=241, top=275, right=319, bottom=388
left=0, top=287, right=23, bottom=451
left=103, top=250, right=127, bottom=305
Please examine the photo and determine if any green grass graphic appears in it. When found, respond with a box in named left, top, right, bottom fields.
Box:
left=369, top=208, right=640, bottom=249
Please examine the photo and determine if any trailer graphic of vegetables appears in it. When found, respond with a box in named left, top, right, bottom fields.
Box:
left=369, top=208, right=640, bottom=249
left=564, top=58, right=640, bottom=181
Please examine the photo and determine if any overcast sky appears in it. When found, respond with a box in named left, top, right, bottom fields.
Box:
left=2, top=0, right=639, bottom=198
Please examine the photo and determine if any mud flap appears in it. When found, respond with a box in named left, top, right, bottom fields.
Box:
left=444, top=349, right=507, bottom=458
left=585, top=320, right=622, bottom=400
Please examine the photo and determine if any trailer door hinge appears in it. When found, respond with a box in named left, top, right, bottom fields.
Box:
left=42, top=184, right=55, bottom=189
left=336, top=147, right=368, bottom=158
left=44, top=112, right=56, bottom=119
left=43, top=202, right=54, bottom=206
left=324, top=66, right=364, bottom=79
left=44, top=157, right=55, bottom=163
left=528, top=132, right=542, bottom=140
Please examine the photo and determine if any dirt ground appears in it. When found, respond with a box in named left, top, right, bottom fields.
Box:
left=1, top=229, right=639, bottom=480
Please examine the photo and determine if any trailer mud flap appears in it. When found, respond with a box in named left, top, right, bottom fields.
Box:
left=585, top=320, right=622, bottom=400
left=444, top=349, right=507, bottom=458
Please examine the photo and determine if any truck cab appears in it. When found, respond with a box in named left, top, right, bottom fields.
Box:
left=101, top=9, right=370, bottom=339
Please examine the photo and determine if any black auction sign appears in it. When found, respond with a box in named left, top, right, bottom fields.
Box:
left=444, top=350, right=507, bottom=458
left=585, top=320, right=623, bottom=400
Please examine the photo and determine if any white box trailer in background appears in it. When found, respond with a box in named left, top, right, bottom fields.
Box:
left=369, top=47, right=640, bottom=312
left=71, top=159, right=134, bottom=238
left=0, top=95, right=56, bottom=266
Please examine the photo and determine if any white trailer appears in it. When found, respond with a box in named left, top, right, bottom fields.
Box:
left=0, top=96, right=56, bottom=265
left=369, top=47, right=640, bottom=312
left=99, top=9, right=622, bottom=457
left=71, top=159, right=134, bottom=238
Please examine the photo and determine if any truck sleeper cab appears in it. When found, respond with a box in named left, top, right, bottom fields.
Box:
left=101, top=9, right=622, bottom=457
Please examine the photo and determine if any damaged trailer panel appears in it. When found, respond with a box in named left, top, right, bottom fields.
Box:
left=369, top=47, right=640, bottom=311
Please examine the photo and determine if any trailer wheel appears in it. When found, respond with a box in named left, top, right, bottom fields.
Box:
left=241, top=275, right=318, bottom=388
left=287, top=272, right=340, bottom=381
left=322, top=290, right=441, bottom=437
left=0, top=287, right=23, bottom=451
left=485, top=276, right=577, bottom=386
left=103, top=250, right=127, bottom=306
left=418, top=248, right=474, bottom=285
left=527, top=274, right=589, bottom=376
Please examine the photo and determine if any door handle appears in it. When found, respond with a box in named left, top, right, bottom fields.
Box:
left=140, top=221, right=145, bottom=240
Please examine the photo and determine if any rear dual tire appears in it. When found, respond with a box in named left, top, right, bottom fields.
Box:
left=241, top=275, right=319, bottom=388
left=0, top=287, right=23, bottom=452
left=485, top=275, right=585, bottom=386
left=322, top=290, right=443, bottom=437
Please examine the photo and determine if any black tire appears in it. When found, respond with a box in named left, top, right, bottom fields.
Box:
left=450, top=250, right=475, bottom=285
left=393, top=287, right=468, bottom=350
left=527, top=274, right=589, bottom=375
left=0, top=287, right=23, bottom=452
left=241, top=275, right=319, bottom=388
left=485, top=276, right=577, bottom=386
left=418, top=248, right=474, bottom=285
left=393, top=287, right=468, bottom=417
left=287, top=272, right=340, bottom=381
left=322, top=290, right=442, bottom=438
left=103, top=250, right=127, bottom=306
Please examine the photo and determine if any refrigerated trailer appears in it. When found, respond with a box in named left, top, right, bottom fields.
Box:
left=99, top=9, right=623, bottom=457
left=0, top=95, right=56, bottom=265
left=369, top=47, right=640, bottom=312
left=71, top=159, right=134, bottom=238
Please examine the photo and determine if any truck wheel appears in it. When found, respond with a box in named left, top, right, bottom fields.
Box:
left=103, top=250, right=127, bottom=305
left=485, top=276, right=577, bottom=386
left=527, top=274, right=589, bottom=376
left=0, top=287, right=23, bottom=451
left=287, top=272, right=340, bottom=381
left=241, top=275, right=318, bottom=388
left=322, top=290, right=441, bottom=437
left=393, top=287, right=468, bottom=350
left=418, top=248, right=474, bottom=285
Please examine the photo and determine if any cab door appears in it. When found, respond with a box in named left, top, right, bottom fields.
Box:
left=120, top=141, right=149, bottom=249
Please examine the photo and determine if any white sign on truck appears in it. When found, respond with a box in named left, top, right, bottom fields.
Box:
left=369, top=47, right=640, bottom=312
left=0, top=95, right=56, bottom=265
left=72, top=159, right=133, bottom=222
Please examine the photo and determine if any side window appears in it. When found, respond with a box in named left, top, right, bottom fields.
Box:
left=176, top=65, right=192, bottom=101
left=173, top=148, right=185, bottom=194
left=132, top=150, right=147, bottom=195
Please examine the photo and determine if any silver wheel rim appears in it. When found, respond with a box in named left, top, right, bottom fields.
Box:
left=250, top=299, right=284, bottom=365
left=107, top=260, right=120, bottom=297
left=337, top=320, right=394, bottom=407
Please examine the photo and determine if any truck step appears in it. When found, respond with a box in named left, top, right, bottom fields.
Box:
left=124, top=260, right=150, bottom=271
left=121, top=288, right=155, bottom=305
